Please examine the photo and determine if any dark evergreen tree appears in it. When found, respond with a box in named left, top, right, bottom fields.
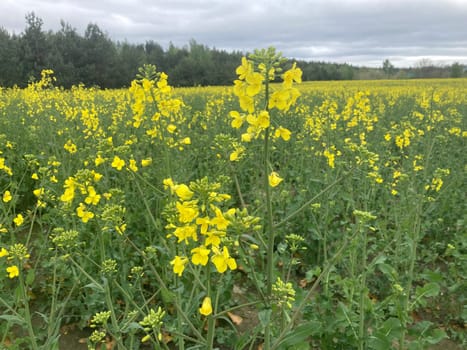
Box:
left=0, top=28, right=21, bottom=86
left=19, top=12, right=50, bottom=85
left=82, top=23, right=117, bottom=87
left=115, top=42, right=147, bottom=86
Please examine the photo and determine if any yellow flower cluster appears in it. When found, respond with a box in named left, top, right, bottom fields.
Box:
left=0, top=243, right=30, bottom=279
left=129, top=71, right=191, bottom=150
left=230, top=57, right=301, bottom=142
left=0, top=155, right=13, bottom=176
left=59, top=169, right=104, bottom=223
left=164, top=178, right=238, bottom=276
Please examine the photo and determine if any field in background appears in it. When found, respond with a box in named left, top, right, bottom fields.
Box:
left=0, top=70, right=465, bottom=349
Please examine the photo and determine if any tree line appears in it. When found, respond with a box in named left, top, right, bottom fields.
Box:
left=0, top=13, right=464, bottom=88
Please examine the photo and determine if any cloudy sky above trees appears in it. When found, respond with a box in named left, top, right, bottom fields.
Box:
left=1, top=0, right=466, bottom=67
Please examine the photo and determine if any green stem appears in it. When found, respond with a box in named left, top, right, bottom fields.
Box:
left=232, top=169, right=246, bottom=209
left=206, top=314, right=215, bottom=349
left=263, top=75, right=274, bottom=350
left=399, top=201, right=422, bottom=350
left=205, top=265, right=215, bottom=349
left=264, top=127, right=274, bottom=296
left=103, top=278, right=126, bottom=350
left=358, top=225, right=367, bottom=350
left=18, top=269, right=39, bottom=350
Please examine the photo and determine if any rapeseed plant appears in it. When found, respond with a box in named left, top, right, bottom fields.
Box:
left=0, top=65, right=464, bottom=350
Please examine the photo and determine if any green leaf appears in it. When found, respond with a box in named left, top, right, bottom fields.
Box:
left=425, top=329, right=447, bottom=344
left=258, top=308, right=272, bottom=327
left=25, top=268, right=35, bottom=285
left=0, top=314, right=27, bottom=326
left=377, top=263, right=397, bottom=281
left=368, top=318, right=403, bottom=350
left=83, top=282, right=104, bottom=293
left=368, top=335, right=392, bottom=350
left=161, top=287, right=175, bottom=304
left=377, top=318, right=403, bottom=339
left=417, top=282, right=440, bottom=298
left=305, top=266, right=322, bottom=282
left=277, top=321, right=318, bottom=349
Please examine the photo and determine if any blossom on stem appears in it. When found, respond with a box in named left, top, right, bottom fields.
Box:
left=199, top=296, right=213, bottom=316
left=268, top=172, right=283, bottom=187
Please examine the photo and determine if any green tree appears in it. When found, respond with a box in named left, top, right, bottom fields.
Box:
left=145, top=40, right=167, bottom=72
left=19, top=12, right=50, bottom=84
left=48, top=21, right=85, bottom=87
left=382, top=59, right=395, bottom=77
left=82, top=23, right=117, bottom=87
left=115, top=42, right=147, bottom=86
left=0, top=28, right=21, bottom=86
left=450, top=62, right=463, bottom=78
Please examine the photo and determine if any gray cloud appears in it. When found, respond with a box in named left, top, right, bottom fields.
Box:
left=1, top=0, right=466, bottom=67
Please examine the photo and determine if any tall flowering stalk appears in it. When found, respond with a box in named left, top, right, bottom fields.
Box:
left=163, top=177, right=252, bottom=349
left=229, top=48, right=302, bottom=349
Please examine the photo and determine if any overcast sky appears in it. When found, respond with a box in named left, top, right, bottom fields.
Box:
left=1, top=0, right=467, bottom=67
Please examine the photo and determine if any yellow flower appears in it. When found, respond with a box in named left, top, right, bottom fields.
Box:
left=196, top=216, right=210, bottom=234
left=0, top=247, right=9, bottom=257
left=95, top=154, right=105, bottom=166
left=176, top=201, right=199, bottom=223
left=245, top=72, right=263, bottom=97
left=204, top=230, right=223, bottom=247
left=115, top=223, right=127, bottom=235
left=210, top=207, right=230, bottom=230
left=111, top=156, right=125, bottom=171
left=60, top=187, right=75, bottom=203
left=31, top=173, right=39, bottom=180
left=64, top=140, right=77, bottom=154
left=167, top=124, right=177, bottom=133
left=141, top=158, right=152, bottom=167
left=170, top=256, right=188, bottom=276
left=268, top=172, right=283, bottom=187
left=2, top=190, right=12, bottom=203
left=230, top=111, right=244, bottom=129
left=236, top=57, right=252, bottom=79
left=191, top=246, right=210, bottom=266
left=128, top=159, right=138, bottom=172
left=13, top=214, right=24, bottom=227
left=283, top=63, right=302, bottom=87
left=92, top=171, right=103, bottom=182
left=84, top=186, right=101, bottom=205
left=241, top=133, right=252, bottom=142
left=230, top=145, right=245, bottom=161
left=199, top=296, right=213, bottom=316
left=173, top=224, right=198, bottom=244
left=238, top=95, right=255, bottom=113
left=163, top=178, right=175, bottom=190
left=274, top=127, right=291, bottom=141
left=7, top=265, right=19, bottom=278
left=174, top=184, right=194, bottom=201
left=268, top=89, right=289, bottom=111
left=76, top=203, right=94, bottom=223
left=211, top=246, right=237, bottom=273
left=33, top=188, right=45, bottom=198
left=256, top=110, right=270, bottom=129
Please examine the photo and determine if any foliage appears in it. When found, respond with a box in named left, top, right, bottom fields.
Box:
left=0, top=58, right=465, bottom=350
